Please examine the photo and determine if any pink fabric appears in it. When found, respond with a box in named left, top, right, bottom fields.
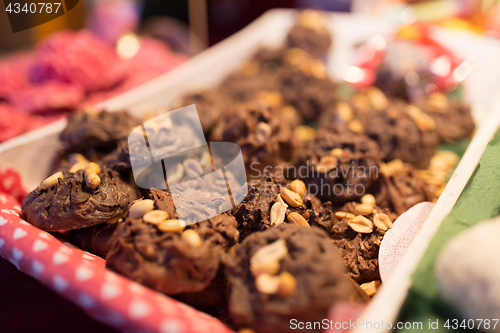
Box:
left=0, top=32, right=188, bottom=143
left=30, top=31, right=126, bottom=93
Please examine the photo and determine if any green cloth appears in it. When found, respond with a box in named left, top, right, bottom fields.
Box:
left=398, top=128, right=500, bottom=332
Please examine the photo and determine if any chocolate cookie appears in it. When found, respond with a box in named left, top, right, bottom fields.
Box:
left=219, top=60, right=280, bottom=102
left=329, top=201, right=395, bottom=284
left=172, top=89, right=231, bottom=134
left=279, top=57, right=337, bottom=121
left=371, top=160, right=436, bottom=216
left=105, top=196, right=239, bottom=297
left=228, top=171, right=286, bottom=240
left=321, top=88, right=441, bottom=169
left=70, top=220, right=124, bottom=257
left=60, top=109, right=137, bottom=157
left=253, top=90, right=304, bottom=128
left=223, top=223, right=368, bottom=333
left=418, top=92, right=474, bottom=142
left=21, top=167, right=138, bottom=231
left=101, top=139, right=132, bottom=173
left=210, top=101, right=299, bottom=173
left=286, top=10, right=332, bottom=59
left=253, top=47, right=286, bottom=67
left=292, top=129, right=382, bottom=204
left=229, top=172, right=326, bottom=241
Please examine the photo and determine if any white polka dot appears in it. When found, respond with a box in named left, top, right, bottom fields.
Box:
left=101, top=283, right=121, bottom=300
left=82, top=253, right=95, bottom=260
left=128, top=282, right=146, bottom=294
left=38, top=232, right=52, bottom=240
left=32, top=239, right=48, bottom=253
left=128, top=300, right=152, bottom=320
left=75, top=266, right=94, bottom=282
left=0, top=238, right=4, bottom=250
left=13, top=228, right=27, bottom=240
left=12, top=247, right=23, bottom=261
left=0, top=217, right=8, bottom=226
left=160, top=319, right=183, bottom=333
left=105, top=271, right=121, bottom=282
left=2, top=209, right=18, bottom=216
left=53, top=275, right=68, bottom=292
left=52, top=252, right=69, bottom=265
left=58, top=245, right=73, bottom=255
left=19, top=221, right=30, bottom=226
left=31, top=260, right=44, bottom=278
left=78, top=292, right=96, bottom=308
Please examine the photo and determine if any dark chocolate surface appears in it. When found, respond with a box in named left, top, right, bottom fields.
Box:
left=223, top=223, right=367, bottom=333
left=21, top=168, right=138, bottom=231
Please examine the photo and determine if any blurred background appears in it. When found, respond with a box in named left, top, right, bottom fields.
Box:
left=1, top=0, right=499, bottom=55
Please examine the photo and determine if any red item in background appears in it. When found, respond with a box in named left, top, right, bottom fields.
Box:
left=30, top=31, right=126, bottom=93
left=0, top=105, right=62, bottom=143
left=0, top=166, right=26, bottom=203
left=0, top=31, right=188, bottom=143
left=9, top=82, right=85, bottom=115
left=347, top=23, right=471, bottom=96
left=86, top=37, right=188, bottom=105
left=0, top=105, right=32, bottom=143
left=0, top=54, right=32, bottom=103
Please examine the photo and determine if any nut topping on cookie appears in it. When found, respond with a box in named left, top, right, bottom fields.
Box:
left=39, top=172, right=63, bottom=190
left=85, top=162, right=101, bottom=175
left=181, top=229, right=202, bottom=247
left=287, top=212, right=310, bottom=227
left=281, top=188, right=303, bottom=207
left=255, top=273, right=281, bottom=294
left=361, top=194, right=376, bottom=205
left=270, top=202, right=287, bottom=226
left=373, top=213, right=392, bottom=231
left=348, top=119, right=364, bottom=134
left=129, top=199, right=155, bottom=219
left=354, top=204, right=374, bottom=216
left=250, top=239, right=288, bottom=277
left=256, top=122, right=272, bottom=144
left=316, top=155, right=338, bottom=173
left=69, top=162, right=87, bottom=173
left=348, top=215, right=374, bottom=233
left=289, top=179, right=307, bottom=197
left=360, top=280, right=381, bottom=297
left=158, top=219, right=187, bottom=233
left=334, top=211, right=355, bottom=219
left=278, top=272, right=297, bottom=297
left=143, top=210, right=169, bottom=225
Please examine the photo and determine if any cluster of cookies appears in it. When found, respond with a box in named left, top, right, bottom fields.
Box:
left=20, top=10, right=474, bottom=333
